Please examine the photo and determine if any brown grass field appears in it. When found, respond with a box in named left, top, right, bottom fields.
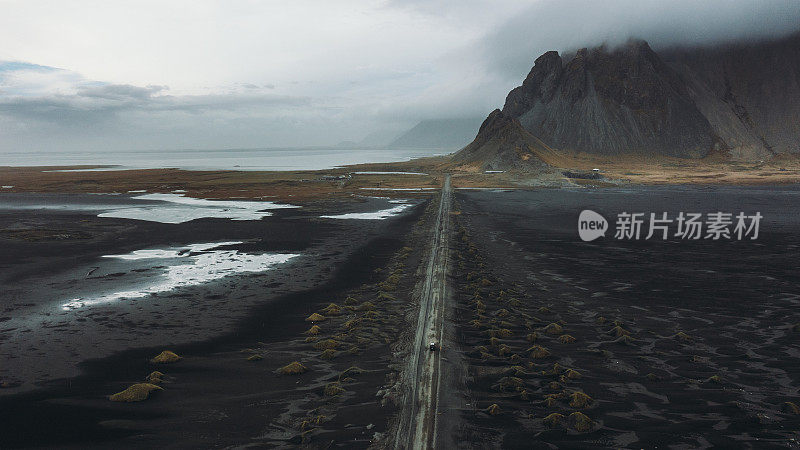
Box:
left=2, top=152, right=800, bottom=203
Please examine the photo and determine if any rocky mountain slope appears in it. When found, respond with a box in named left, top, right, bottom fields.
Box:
left=662, top=35, right=800, bottom=158
left=457, top=32, right=800, bottom=164
left=451, top=109, right=555, bottom=172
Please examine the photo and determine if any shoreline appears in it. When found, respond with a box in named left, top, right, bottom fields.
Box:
left=2, top=152, right=800, bottom=206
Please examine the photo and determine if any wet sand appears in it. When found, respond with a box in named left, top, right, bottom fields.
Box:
left=448, top=186, right=800, bottom=447
left=0, top=192, right=430, bottom=447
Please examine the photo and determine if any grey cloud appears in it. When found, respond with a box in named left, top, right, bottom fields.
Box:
left=478, top=0, right=800, bottom=81
left=3, top=0, right=799, bottom=152
left=0, top=81, right=341, bottom=151
left=0, top=88, right=311, bottom=125
left=76, top=84, right=167, bottom=100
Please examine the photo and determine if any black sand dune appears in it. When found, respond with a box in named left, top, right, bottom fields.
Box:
left=0, top=193, right=429, bottom=448
left=448, top=186, right=800, bottom=448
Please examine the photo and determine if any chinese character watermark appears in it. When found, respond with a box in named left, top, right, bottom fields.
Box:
left=579, top=210, right=762, bottom=241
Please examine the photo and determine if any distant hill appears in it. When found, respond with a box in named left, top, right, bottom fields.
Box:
left=463, top=32, right=800, bottom=163
left=388, top=118, right=485, bottom=149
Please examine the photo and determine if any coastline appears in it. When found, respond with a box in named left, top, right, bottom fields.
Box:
left=3, top=151, right=800, bottom=206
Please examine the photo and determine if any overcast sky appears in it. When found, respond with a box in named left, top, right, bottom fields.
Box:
left=1, top=0, right=798, bottom=152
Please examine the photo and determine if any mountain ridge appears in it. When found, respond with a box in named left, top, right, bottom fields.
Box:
left=457, top=32, right=800, bottom=166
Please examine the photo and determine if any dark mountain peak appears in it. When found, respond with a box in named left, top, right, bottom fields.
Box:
left=503, top=51, right=563, bottom=116
left=463, top=33, right=799, bottom=165
left=476, top=109, right=505, bottom=136
left=499, top=39, right=717, bottom=157
left=530, top=50, right=562, bottom=79
left=464, top=109, right=521, bottom=150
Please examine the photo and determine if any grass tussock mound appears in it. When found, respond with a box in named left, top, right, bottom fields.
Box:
left=300, top=415, right=327, bottom=431
left=543, top=413, right=564, bottom=428
left=527, top=345, right=550, bottom=359
left=674, top=331, right=693, bottom=342
left=543, top=323, right=563, bottom=335
left=320, top=303, right=341, bottom=316
left=247, top=354, right=264, bottom=361
left=494, top=377, right=524, bottom=392
left=342, top=318, right=361, bottom=330
left=145, top=371, right=164, bottom=383
left=507, top=365, right=526, bottom=376
left=304, top=325, right=321, bottom=335
left=344, top=296, right=359, bottom=306
left=486, top=403, right=501, bottom=415
left=277, top=361, right=308, bottom=375
left=568, top=412, right=595, bottom=432
left=487, top=328, right=513, bottom=338
left=608, top=326, right=630, bottom=337
left=305, top=313, right=326, bottom=322
left=359, top=301, right=376, bottom=311
left=109, top=383, right=163, bottom=402
left=320, top=349, right=337, bottom=359
left=324, top=382, right=345, bottom=397
left=377, top=291, right=396, bottom=301
left=544, top=395, right=559, bottom=407
left=314, top=339, right=340, bottom=350
left=339, top=366, right=365, bottom=381
left=150, top=350, right=182, bottom=364
left=565, top=369, right=581, bottom=379
left=526, top=332, right=538, bottom=342
left=364, top=310, right=381, bottom=319
left=569, top=391, right=593, bottom=408
left=557, top=334, right=576, bottom=344
left=705, top=374, right=722, bottom=384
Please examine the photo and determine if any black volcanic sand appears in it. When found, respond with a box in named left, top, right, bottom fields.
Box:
left=0, top=193, right=431, bottom=448
left=450, top=186, right=800, bottom=448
